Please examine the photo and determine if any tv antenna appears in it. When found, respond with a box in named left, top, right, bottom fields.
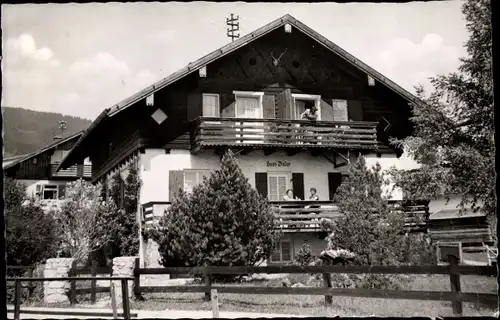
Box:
left=226, top=14, right=240, bottom=42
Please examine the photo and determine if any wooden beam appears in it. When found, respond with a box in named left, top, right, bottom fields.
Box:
left=286, top=148, right=301, bottom=156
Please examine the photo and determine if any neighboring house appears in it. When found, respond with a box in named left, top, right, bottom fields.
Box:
left=59, top=14, right=423, bottom=268
left=427, top=195, right=494, bottom=247
left=4, top=131, right=92, bottom=212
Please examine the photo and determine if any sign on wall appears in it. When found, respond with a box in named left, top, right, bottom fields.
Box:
left=266, top=160, right=291, bottom=168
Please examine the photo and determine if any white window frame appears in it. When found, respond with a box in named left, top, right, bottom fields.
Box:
left=202, top=93, right=220, bottom=117
left=291, top=93, right=321, bottom=120
left=270, top=241, right=292, bottom=262
left=267, top=172, right=290, bottom=201
left=233, top=91, right=264, bottom=119
left=41, top=184, right=59, bottom=200
left=183, top=169, right=211, bottom=194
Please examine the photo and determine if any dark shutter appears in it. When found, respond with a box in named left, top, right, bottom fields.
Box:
left=292, top=173, right=304, bottom=200
left=119, top=177, right=125, bottom=208
left=347, top=100, right=363, bottom=121
left=187, top=92, right=202, bottom=121
left=221, top=93, right=236, bottom=117
left=58, top=184, right=66, bottom=199
left=255, top=172, right=268, bottom=198
left=275, top=89, right=293, bottom=120
left=328, top=172, right=343, bottom=200
left=169, top=170, right=184, bottom=201
left=263, top=94, right=276, bottom=119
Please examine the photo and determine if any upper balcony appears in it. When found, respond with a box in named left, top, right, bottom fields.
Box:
left=50, top=163, right=92, bottom=179
left=190, top=117, right=380, bottom=154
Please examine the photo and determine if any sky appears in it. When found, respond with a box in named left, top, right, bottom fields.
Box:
left=2, top=1, right=468, bottom=121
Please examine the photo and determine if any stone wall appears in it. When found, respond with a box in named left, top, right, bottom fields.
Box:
left=43, top=258, right=74, bottom=304
left=112, top=257, right=136, bottom=305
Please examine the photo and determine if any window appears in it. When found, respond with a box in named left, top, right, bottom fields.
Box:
left=268, top=173, right=289, bottom=201
left=291, top=93, right=321, bottom=120
left=203, top=94, right=220, bottom=117
left=184, top=170, right=211, bottom=194
left=41, top=185, right=58, bottom=200
left=234, top=91, right=263, bottom=119
left=271, top=241, right=292, bottom=262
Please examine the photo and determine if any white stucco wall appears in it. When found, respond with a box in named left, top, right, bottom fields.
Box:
left=138, top=149, right=363, bottom=204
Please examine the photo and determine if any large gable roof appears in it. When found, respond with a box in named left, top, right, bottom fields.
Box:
left=60, top=14, right=422, bottom=170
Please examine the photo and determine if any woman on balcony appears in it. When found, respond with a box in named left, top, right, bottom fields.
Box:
left=283, top=189, right=301, bottom=228
left=300, top=103, right=318, bottom=144
left=309, top=187, right=320, bottom=227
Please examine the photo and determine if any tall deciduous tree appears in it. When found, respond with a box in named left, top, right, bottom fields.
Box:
left=388, top=0, right=494, bottom=223
left=150, top=150, right=280, bottom=270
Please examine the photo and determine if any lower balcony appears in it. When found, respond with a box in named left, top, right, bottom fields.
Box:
left=140, top=201, right=428, bottom=233
left=190, top=117, right=380, bottom=153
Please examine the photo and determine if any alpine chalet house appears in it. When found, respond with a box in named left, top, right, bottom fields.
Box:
left=4, top=131, right=92, bottom=212
left=59, top=15, right=424, bottom=268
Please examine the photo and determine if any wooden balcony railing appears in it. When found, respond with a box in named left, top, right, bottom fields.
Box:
left=141, top=201, right=429, bottom=232
left=50, top=164, right=92, bottom=178
left=191, top=117, right=380, bottom=152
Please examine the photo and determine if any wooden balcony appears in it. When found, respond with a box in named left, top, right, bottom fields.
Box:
left=141, top=201, right=429, bottom=233
left=50, top=164, right=92, bottom=179
left=190, top=117, right=380, bottom=153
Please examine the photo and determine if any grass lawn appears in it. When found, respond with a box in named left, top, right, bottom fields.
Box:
left=129, top=273, right=498, bottom=317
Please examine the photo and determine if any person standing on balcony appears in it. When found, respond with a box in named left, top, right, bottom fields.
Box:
left=283, top=189, right=301, bottom=228
left=309, top=187, right=320, bottom=227
left=300, top=103, right=318, bottom=144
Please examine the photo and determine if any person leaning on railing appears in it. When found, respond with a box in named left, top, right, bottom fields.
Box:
left=308, top=187, right=320, bottom=227
left=283, top=189, right=302, bottom=228
left=300, top=103, right=318, bottom=144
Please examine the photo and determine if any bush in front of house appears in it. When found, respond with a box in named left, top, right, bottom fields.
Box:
left=150, top=149, right=281, bottom=280
left=5, top=178, right=60, bottom=271
left=321, top=157, right=435, bottom=290
left=290, top=243, right=315, bottom=266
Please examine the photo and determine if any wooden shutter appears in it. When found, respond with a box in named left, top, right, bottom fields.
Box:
left=221, top=93, right=236, bottom=118
left=255, top=172, right=268, bottom=198
left=281, top=242, right=292, bottom=261
left=169, top=170, right=184, bottom=201
left=187, top=92, right=202, bottom=121
left=58, top=184, right=66, bottom=199
left=328, top=172, right=343, bottom=200
left=262, top=94, right=276, bottom=119
left=292, top=173, right=304, bottom=200
left=275, top=89, right=292, bottom=120
left=347, top=100, right=363, bottom=121
left=332, top=99, right=348, bottom=121
left=119, top=177, right=125, bottom=208
left=320, top=99, right=334, bottom=121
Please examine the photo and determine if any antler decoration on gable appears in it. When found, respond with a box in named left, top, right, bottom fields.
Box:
left=270, top=48, right=288, bottom=66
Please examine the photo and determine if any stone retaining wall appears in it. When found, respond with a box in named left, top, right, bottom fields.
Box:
left=43, top=258, right=74, bottom=305
left=112, top=256, right=136, bottom=305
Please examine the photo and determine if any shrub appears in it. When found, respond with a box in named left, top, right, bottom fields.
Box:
left=150, top=150, right=280, bottom=279
left=290, top=243, right=315, bottom=266
left=5, top=178, right=60, bottom=270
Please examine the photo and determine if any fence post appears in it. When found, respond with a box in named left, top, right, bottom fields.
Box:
left=448, top=255, right=463, bottom=315
left=211, top=289, right=220, bottom=318
left=110, top=282, right=118, bottom=320
left=70, top=261, right=77, bottom=305
left=121, top=279, right=131, bottom=320
left=204, top=275, right=212, bottom=301
left=322, top=272, right=333, bottom=306
left=133, top=258, right=143, bottom=300
left=91, top=260, right=97, bottom=304
left=14, top=279, right=21, bottom=320
left=27, top=267, right=34, bottom=300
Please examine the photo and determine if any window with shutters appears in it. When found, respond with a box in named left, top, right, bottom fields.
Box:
left=270, top=241, right=292, bottom=262
left=268, top=173, right=289, bottom=201
left=202, top=94, right=220, bottom=117
left=184, top=170, right=211, bottom=194
left=41, top=185, right=58, bottom=200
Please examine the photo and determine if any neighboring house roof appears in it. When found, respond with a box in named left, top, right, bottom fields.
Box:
left=4, top=131, right=84, bottom=170
left=429, top=209, right=486, bottom=221
left=59, top=14, right=422, bottom=170
left=3, top=154, right=29, bottom=168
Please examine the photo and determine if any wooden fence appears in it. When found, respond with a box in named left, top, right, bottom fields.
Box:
left=6, top=266, right=38, bottom=300
left=133, top=256, right=497, bottom=316
left=69, top=260, right=113, bottom=304
left=6, top=276, right=135, bottom=320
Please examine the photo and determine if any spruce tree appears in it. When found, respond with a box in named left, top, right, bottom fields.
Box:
left=151, top=149, right=280, bottom=270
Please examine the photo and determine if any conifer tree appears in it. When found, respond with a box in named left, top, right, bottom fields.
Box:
left=151, top=150, right=280, bottom=270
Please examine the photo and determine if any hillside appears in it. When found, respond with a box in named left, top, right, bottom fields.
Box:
left=2, top=107, right=93, bottom=158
